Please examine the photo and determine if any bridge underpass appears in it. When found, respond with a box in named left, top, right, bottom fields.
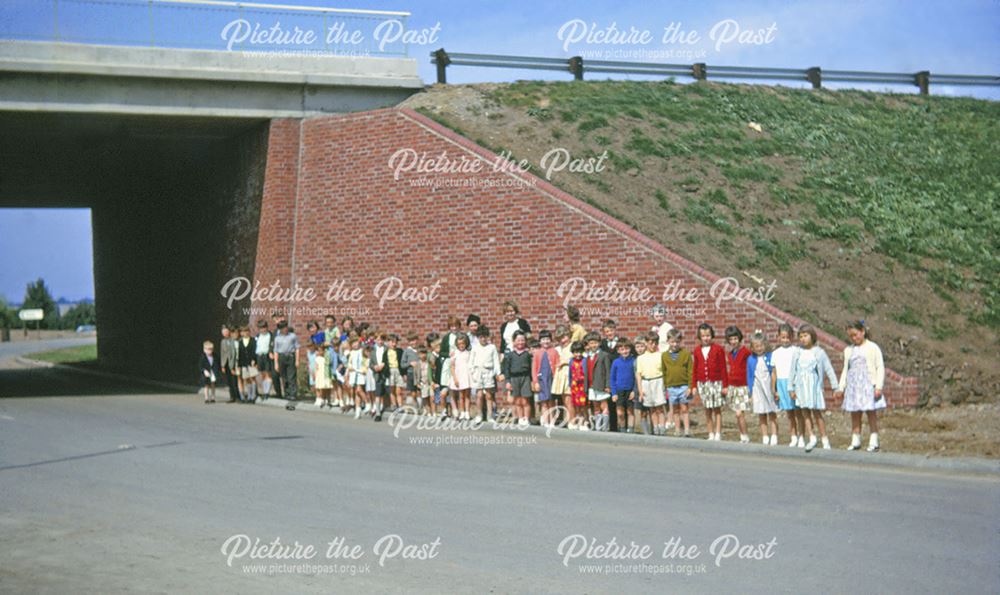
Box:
left=0, top=38, right=423, bottom=380
left=0, top=111, right=269, bottom=379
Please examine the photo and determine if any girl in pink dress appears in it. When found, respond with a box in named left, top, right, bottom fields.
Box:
left=450, top=334, right=472, bottom=420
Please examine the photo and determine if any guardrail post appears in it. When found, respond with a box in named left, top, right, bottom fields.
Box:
left=915, top=70, right=930, bottom=95
left=692, top=62, right=706, bottom=81
left=806, top=66, right=822, bottom=90
left=433, top=48, right=450, bottom=84
left=569, top=56, right=584, bottom=80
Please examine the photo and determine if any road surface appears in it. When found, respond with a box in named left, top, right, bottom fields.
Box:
left=0, top=359, right=997, bottom=593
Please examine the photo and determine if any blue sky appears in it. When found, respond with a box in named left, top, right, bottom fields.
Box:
left=0, top=209, right=94, bottom=304
left=0, top=0, right=997, bottom=303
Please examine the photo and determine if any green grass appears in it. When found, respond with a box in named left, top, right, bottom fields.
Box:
left=892, top=305, right=924, bottom=328
left=721, top=162, right=781, bottom=184
left=28, top=343, right=97, bottom=364
left=685, top=200, right=732, bottom=233
left=472, top=81, right=1000, bottom=332
left=577, top=115, right=610, bottom=136
left=484, top=81, right=1000, bottom=327
left=655, top=189, right=669, bottom=211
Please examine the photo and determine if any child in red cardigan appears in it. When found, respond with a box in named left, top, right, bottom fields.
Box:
left=691, top=323, right=728, bottom=440
left=725, top=326, right=752, bottom=444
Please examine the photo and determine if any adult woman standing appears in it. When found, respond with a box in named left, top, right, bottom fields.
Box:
left=438, top=316, right=463, bottom=417
left=564, top=305, right=586, bottom=344
left=499, top=301, right=532, bottom=353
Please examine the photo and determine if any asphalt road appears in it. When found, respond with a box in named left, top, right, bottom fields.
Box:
left=1, top=361, right=997, bottom=593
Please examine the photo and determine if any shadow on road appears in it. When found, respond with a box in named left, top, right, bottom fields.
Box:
left=0, top=363, right=192, bottom=398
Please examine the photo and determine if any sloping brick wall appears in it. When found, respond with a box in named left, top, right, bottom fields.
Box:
left=251, top=119, right=300, bottom=300
left=249, top=108, right=919, bottom=408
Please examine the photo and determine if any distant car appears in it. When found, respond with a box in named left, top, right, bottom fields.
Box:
left=76, top=325, right=96, bottom=333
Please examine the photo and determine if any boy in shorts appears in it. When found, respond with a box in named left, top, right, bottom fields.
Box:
left=386, top=334, right=405, bottom=411
left=609, top=340, right=636, bottom=432
left=585, top=332, right=613, bottom=431
left=502, top=331, right=532, bottom=427
left=470, top=326, right=502, bottom=423
left=661, top=329, right=694, bottom=437
left=400, top=333, right=420, bottom=408
left=635, top=332, right=667, bottom=435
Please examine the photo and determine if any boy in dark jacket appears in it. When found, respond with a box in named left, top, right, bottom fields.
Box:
left=609, top=340, right=637, bottom=432
left=585, top=333, right=613, bottom=431
left=199, top=340, right=221, bottom=403
left=502, top=331, right=533, bottom=427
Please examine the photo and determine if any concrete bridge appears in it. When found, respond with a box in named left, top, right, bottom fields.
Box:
left=0, top=36, right=424, bottom=379
left=0, top=40, right=422, bottom=117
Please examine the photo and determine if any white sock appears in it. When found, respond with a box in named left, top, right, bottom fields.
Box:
left=850, top=433, right=862, bottom=447
left=869, top=432, right=879, bottom=447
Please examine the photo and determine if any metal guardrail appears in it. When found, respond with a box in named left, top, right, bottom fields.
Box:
left=431, top=49, right=1000, bottom=95
left=0, top=0, right=411, bottom=56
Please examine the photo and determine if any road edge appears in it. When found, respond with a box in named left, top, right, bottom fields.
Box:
left=13, top=355, right=1000, bottom=477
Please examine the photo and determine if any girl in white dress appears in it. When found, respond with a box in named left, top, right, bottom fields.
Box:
left=747, top=332, right=779, bottom=445
left=449, top=335, right=472, bottom=420
left=347, top=342, right=370, bottom=419
left=834, top=321, right=886, bottom=452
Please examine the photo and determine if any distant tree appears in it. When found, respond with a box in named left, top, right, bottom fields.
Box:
left=0, top=297, right=14, bottom=328
left=60, top=302, right=97, bottom=330
left=21, top=278, right=58, bottom=329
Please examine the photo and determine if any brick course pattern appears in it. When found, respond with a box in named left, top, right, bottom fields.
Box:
left=250, top=108, right=919, bottom=408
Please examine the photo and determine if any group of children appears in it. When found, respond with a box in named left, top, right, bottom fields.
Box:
left=200, top=304, right=887, bottom=452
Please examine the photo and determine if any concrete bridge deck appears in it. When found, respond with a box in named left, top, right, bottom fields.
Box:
left=0, top=40, right=424, bottom=117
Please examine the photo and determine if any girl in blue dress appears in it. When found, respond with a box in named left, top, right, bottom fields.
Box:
left=789, top=325, right=838, bottom=452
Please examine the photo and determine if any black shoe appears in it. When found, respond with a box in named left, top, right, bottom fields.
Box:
left=374, top=414, right=382, bottom=422
left=285, top=404, right=296, bottom=411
